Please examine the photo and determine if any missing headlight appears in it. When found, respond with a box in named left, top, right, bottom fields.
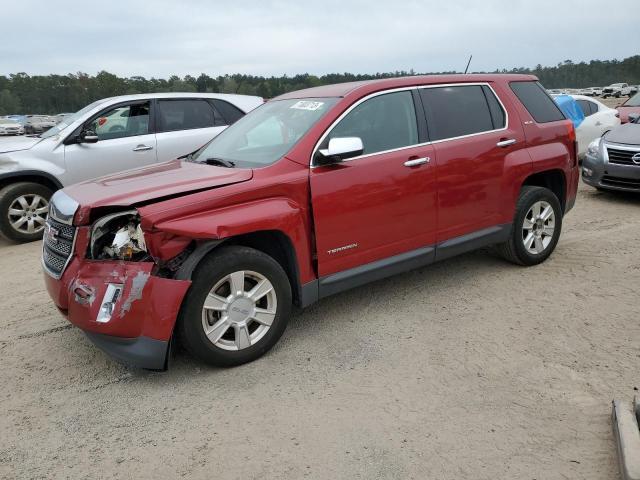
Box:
left=90, top=210, right=150, bottom=261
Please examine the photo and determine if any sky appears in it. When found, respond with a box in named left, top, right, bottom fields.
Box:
left=2, top=0, right=639, bottom=78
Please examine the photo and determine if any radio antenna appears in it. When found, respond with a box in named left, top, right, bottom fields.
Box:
left=464, top=55, right=473, bottom=74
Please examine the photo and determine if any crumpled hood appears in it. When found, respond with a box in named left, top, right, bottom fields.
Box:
left=64, top=160, right=253, bottom=221
left=604, top=123, right=640, bottom=146
left=0, top=136, right=41, bottom=153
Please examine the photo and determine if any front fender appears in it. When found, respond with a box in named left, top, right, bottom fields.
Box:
left=146, top=197, right=316, bottom=284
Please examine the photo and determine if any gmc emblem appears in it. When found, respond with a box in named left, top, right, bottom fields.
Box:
left=46, top=224, right=60, bottom=244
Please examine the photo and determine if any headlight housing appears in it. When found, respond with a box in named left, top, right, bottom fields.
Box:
left=587, top=137, right=602, bottom=157
left=90, top=210, right=149, bottom=261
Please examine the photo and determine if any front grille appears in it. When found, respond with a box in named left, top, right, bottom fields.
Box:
left=607, top=147, right=640, bottom=166
left=601, top=175, right=640, bottom=190
left=42, top=217, right=76, bottom=277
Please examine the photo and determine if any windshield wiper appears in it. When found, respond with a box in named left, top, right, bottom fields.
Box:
left=204, top=157, right=235, bottom=168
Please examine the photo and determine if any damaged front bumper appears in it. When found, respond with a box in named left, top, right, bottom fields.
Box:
left=44, top=251, right=191, bottom=370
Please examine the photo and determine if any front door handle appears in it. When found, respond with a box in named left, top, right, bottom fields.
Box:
left=496, top=139, right=517, bottom=148
left=133, top=144, right=153, bottom=152
left=404, top=157, right=430, bottom=167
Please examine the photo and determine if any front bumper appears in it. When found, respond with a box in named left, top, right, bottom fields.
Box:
left=582, top=151, right=640, bottom=192
left=43, top=229, right=191, bottom=369
left=84, top=332, right=171, bottom=370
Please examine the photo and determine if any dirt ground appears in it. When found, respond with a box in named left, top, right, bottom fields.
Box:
left=1, top=181, right=639, bottom=479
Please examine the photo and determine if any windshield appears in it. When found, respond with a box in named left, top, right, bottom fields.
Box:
left=624, top=93, right=640, bottom=107
left=192, top=97, right=338, bottom=168
left=39, top=99, right=109, bottom=139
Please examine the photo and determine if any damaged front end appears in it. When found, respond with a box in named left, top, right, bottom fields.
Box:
left=43, top=198, right=192, bottom=370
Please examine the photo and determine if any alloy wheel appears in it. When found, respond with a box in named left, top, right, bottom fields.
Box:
left=522, top=200, right=555, bottom=255
left=7, top=194, right=49, bottom=235
left=201, top=270, right=277, bottom=351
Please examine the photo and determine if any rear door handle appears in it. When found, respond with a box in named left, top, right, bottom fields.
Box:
left=496, top=139, right=517, bottom=148
left=404, top=157, right=430, bottom=167
left=133, top=144, right=153, bottom=152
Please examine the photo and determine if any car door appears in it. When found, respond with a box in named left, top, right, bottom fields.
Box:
left=419, top=84, right=525, bottom=241
left=310, top=89, right=437, bottom=278
left=63, top=100, right=156, bottom=184
left=154, top=98, right=227, bottom=162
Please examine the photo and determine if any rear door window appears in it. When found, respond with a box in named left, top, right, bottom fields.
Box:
left=482, top=86, right=506, bottom=129
left=157, top=99, right=215, bottom=132
left=419, top=85, right=498, bottom=141
left=510, top=81, right=565, bottom=123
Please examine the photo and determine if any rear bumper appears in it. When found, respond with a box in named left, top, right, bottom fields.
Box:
left=44, top=255, right=191, bottom=369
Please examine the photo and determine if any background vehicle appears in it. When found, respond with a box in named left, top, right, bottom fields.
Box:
left=42, top=74, right=578, bottom=370
left=0, top=92, right=263, bottom=242
left=582, top=113, right=640, bottom=192
left=54, top=113, right=73, bottom=124
left=0, top=118, right=25, bottom=136
left=602, top=83, right=632, bottom=98
left=617, top=92, right=640, bottom=123
left=4, top=114, right=26, bottom=125
left=571, top=95, right=620, bottom=157
left=23, top=115, right=56, bottom=134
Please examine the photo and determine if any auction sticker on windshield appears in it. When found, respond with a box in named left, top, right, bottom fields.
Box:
left=290, top=101, right=324, bottom=111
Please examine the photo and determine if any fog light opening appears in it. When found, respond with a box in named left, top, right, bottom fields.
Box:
left=96, top=284, right=124, bottom=323
left=582, top=167, right=593, bottom=177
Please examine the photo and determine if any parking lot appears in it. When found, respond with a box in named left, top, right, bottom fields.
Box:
left=0, top=180, right=638, bottom=479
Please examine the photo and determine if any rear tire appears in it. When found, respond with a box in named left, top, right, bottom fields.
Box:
left=177, top=246, right=292, bottom=367
left=0, top=182, right=53, bottom=243
left=497, top=186, right=562, bottom=266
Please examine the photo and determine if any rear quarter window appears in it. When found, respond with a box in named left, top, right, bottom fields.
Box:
left=211, top=99, right=245, bottom=125
left=510, top=81, right=566, bottom=123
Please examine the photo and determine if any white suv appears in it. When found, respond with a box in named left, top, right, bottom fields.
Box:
left=0, top=92, right=263, bottom=242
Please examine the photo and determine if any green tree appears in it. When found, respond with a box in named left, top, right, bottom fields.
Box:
left=0, top=89, right=21, bottom=114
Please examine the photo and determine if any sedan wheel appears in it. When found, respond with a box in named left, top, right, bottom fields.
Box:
left=7, top=194, right=49, bottom=236
left=0, top=182, right=53, bottom=243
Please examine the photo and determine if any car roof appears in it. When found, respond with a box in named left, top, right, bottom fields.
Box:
left=100, top=92, right=263, bottom=113
left=274, top=74, right=537, bottom=100
left=570, top=94, right=604, bottom=102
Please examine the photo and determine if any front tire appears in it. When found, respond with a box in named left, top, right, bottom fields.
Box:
left=0, top=182, right=52, bottom=243
left=177, top=246, right=292, bottom=367
left=497, top=186, right=562, bottom=266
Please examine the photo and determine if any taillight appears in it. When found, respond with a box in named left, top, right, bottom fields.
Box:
left=565, top=121, right=578, bottom=167
left=566, top=120, right=576, bottom=142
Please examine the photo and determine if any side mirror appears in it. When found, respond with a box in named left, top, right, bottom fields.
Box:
left=315, top=137, right=364, bottom=166
left=628, top=113, right=640, bottom=124
left=80, top=129, right=99, bottom=143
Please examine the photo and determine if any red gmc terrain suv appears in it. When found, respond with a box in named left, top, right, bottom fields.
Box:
left=43, top=75, right=578, bottom=370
